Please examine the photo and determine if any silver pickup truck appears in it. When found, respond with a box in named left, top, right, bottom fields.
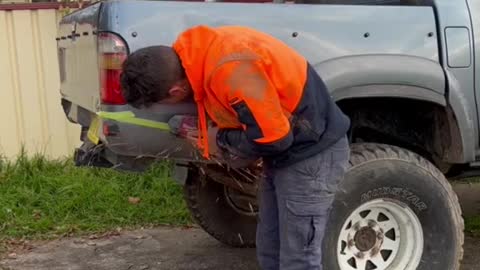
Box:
left=57, top=0, right=479, bottom=269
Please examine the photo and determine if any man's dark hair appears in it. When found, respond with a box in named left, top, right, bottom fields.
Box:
left=120, top=45, right=185, bottom=108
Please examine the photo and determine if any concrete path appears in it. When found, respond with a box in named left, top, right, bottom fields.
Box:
left=1, top=227, right=478, bottom=270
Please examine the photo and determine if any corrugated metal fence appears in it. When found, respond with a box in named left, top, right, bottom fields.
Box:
left=0, top=4, right=81, bottom=159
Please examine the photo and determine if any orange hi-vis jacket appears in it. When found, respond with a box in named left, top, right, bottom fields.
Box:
left=173, top=25, right=350, bottom=168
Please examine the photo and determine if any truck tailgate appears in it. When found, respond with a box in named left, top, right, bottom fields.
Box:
left=58, top=3, right=101, bottom=113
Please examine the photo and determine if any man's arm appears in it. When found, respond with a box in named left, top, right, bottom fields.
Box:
left=210, top=59, right=294, bottom=158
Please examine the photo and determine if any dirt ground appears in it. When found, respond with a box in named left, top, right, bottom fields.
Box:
left=0, top=226, right=478, bottom=270
left=453, top=181, right=480, bottom=216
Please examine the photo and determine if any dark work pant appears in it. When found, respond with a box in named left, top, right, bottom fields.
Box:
left=256, top=136, right=350, bottom=270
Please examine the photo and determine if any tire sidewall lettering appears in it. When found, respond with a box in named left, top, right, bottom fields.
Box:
left=360, top=186, right=428, bottom=213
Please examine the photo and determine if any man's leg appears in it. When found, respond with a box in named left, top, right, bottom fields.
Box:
left=256, top=168, right=280, bottom=270
left=275, top=136, right=350, bottom=270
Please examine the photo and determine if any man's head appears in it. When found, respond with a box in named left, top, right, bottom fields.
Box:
left=120, top=45, right=192, bottom=108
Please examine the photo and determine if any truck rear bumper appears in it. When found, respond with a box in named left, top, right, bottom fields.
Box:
left=63, top=98, right=202, bottom=162
left=100, top=118, right=200, bottom=163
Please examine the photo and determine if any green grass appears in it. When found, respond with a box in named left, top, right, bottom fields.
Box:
left=465, top=216, right=480, bottom=236
left=0, top=153, right=191, bottom=242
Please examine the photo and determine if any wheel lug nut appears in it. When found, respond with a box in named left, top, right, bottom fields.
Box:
left=348, top=239, right=355, bottom=247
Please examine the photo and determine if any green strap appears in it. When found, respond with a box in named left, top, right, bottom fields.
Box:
left=97, top=111, right=171, bottom=131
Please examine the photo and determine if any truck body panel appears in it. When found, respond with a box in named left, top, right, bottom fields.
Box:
left=100, top=1, right=439, bottom=63
left=466, top=0, right=480, bottom=158
left=58, top=3, right=101, bottom=113
left=433, top=0, right=477, bottom=162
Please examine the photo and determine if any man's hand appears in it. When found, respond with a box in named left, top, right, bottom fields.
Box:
left=185, top=125, right=221, bottom=158
left=169, top=115, right=224, bottom=158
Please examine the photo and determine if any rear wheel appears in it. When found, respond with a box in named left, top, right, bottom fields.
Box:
left=323, top=143, right=464, bottom=270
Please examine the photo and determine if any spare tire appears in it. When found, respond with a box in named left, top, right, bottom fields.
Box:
left=184, top=167, right=257, bottom=248
left=322, top=143, right=464, bottom=270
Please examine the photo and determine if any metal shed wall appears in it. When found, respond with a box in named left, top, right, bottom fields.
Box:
left=0, top=6, right=80, bottom=159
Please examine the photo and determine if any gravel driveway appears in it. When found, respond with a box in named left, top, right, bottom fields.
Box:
left=0, top=227, right=478, bottom=270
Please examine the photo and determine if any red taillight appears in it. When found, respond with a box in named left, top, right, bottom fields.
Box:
left=98, top=33, right=128, bottom=105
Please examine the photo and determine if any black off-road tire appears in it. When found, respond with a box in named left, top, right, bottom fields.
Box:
left=183, top=168, right=257, bottom=248
left=323, top=143, right=464, bottom=270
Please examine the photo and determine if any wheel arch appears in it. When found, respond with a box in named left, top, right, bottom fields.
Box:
left=313, top=54, right=446, bottom=102
left=312, top=55, right=470, bottom=165
left=444, top=70, right=477, bottom=162
left=337, top=96, right=464, bottom=170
